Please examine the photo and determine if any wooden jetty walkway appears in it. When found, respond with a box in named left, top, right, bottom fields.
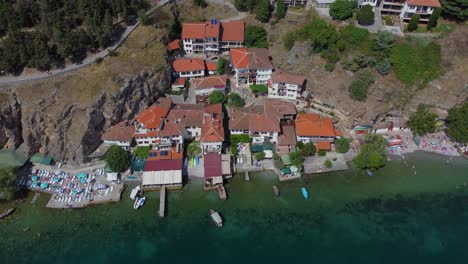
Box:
left=159, top=186, right=166, bottom=218
left=217, top=185, right=227, bottom=200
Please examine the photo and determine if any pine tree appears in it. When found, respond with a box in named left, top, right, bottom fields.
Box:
left=276, top=0, right=286, bottom=20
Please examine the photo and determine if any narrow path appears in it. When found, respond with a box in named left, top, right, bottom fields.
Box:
left=0, top=0, right=170, bottom=88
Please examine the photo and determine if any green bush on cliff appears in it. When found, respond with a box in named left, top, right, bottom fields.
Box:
left=408, top=104, right=438, bottom=136
left=446, top=102, right=468, bottom=143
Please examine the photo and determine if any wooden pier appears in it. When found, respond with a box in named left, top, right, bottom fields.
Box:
left=217, top=185, right=227, bottom=200
left=159, top=186, right=166, bottom=218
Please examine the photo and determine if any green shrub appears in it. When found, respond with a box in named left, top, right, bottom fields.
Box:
left=245, top=25, right=268, bottom=48
left=255, top=0, right=272, bottom=23
left=353, top=134, right=387, bottom=170
left=335, top=137, right=351, bottom=153
left=255, top=151, right=266, bottom=160
left=340, top=25, right=370, bottom=45
left=209, top=91, right=225, bottom=104
left=217, top=57, right=227, bottom=74
left=95, top=57, right=103, bottom=64
left=276, top=0, right=286, bottom=20
left=226, top=93, right=245, bottom=107
left=318, top=150, right=327, bottom=156
left=283, top=31, right=297, bottom=50
left=324, top=62, right=335, bottom=72
left=250, top=84, right=268, bottom=95
left=325, top=160, right=332, bottom=168
left=357, top=5, right=375, bottom=25
left=407, top=14, right=420, bottom=32
left=427, top=7, right=442, bottom=29
left=134, top=146, right=150, bottom=159
left=193, top=0, right=208, bottom=8
left=382, top=16, right=393, bottom=25
left=446, top=102, right=468, bottom=143
left=329, top=0, right=357, bottom=21
left=408, top=104, right=438, bottom=136
left=301, top=142, right=316, bottom=157
left=376, top=59, right=392, bottom=76
left=349, top=68, right=375, bottom=101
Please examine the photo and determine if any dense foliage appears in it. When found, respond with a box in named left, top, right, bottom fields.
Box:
left=255, top=0, right=272, bottom=23
left=169, top=18, right=182, bottom=40
left=234, top=0, right=257, bottom=12
left=288, top=151, right=303, bottom=171
left=276, top=0, right=286, bottom=20
left=349, top=68, right=375, bottom=101
left=187, top=142, right=202, bottom=157
left=353, top=134, right=387, bottom=170
left=375, top=59, right=391, bottom=76
left=329, top=0, right=356, bottom=21
left=217, top=57, right=227, bottom=74
left=446, top=102, right=468, bottom=143
left=134, top=146, right=150, bottom=159
left=440, top=0, right=468, bottom=21
left=250, top=84, right=268, bottom=95
left=301, top=142, right=316, bottom=157
left=407, top=14, right=420, bottom=32
left=226, top=93, right=245, bottom=107
left=245, top=25, right=268, bottom=48
left=408, top=105, right=438, bottom=136
left=0, top=167, right=16, bottom=201
left=255, top=151, right=266, bottom=160
left=325, top=160, right=332, bottom=168
left=230, top=134, right=252, bottom=156
left=106, top=145, right=131, bottom=173
left=193, top=0, right=208, bottom=8
left=335, top=137, right=351, bottom=153
left=357, top=4, right=375, bottom=25
left=390, top=41, right=443, bottom=87
left=0, top=0, right=145, bottom=74
left=209, top=91, right=226, bottom=104
left=427, top=7, right=442, bottom=29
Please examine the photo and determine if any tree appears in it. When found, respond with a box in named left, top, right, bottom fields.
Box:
left=357, top=4, right=375, bottom=25
left=231, top=134, right=252, bottom=156
left=255, top=0, right=272, bottom=23
left=408, top=105, right=438, bottom=136
left=288, top=151, right=303, bottom=171
left=169, top=19, right=182, bottom=40
left=106, top=145, right=131, bottom=172
left=245, top=25, right=268, bottom=48
left=318, top=150, right=327, bottom=156
left=209, top=91, right=225, bottom=104
left=440, top=0, right=468, bottom=22
left=446, top=102, right=468, bottom=143
left=187, top=142, right=202, bottom=157
left=0, top=167, right=16, bottom=201
left=193, top=0, right=208, bottom=8
left=138, top=9, right=150, bottom=25
left=217, top=57, right=227, bottom=75
left=427, top=7, right=442, bottom=29
left=376, top=59, right=392, bottom=76
left=234, top=0, right=257, bottom=12
left=226, top=93, right=245, bottom=107
left=134, top=146, right=150, bottom=159
left=325, top=160, right=332, bottom=168
left=335, top=137, right=351, bottom=153
left=329, top=0, right=356, bottom=21
left=301, top=142, right=316, bottom=157
left=372, top=31, right=394, bottom=53
left=308, top=18, right=339, bottom=52
left=349, top=68, right=375, bottom=101
left=353, top=134, right=387, bottom=170
left=255, top=151, right=266, bottom=160
left=407, top=14, right=420, bottom=32
left=276, top=0, right=286, bottom=20
left=250, top=84, right=268, bottom=95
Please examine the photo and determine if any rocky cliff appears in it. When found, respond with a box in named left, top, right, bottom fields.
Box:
left=0, top=69, right=170, bottom=163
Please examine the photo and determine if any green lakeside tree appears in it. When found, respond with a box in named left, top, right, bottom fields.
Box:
left=226, top=93, right=245, bottom=107
left=288, top=151, right=303, bottom=171
left=134, top=146, right=150, bottom=159
left=440, top=0, right=468, bottom=21
left=276, top=0, right=286, bottom=20
left=408, top=105, right=439, bottom=136
left=446, top=102, right=468, bottom=143
left=255, top=0, right=272, bottom=23
left=0, top=167, right=17, bottom=201
left=335, top=137, right=351, bottom=153
left=245, top=25, right=268, bottom=48
left=353, top=134, right=387, bottom=170
left=217, top=57, right=227, bottom=75
left=427, top=7, right=442, bottom=29
left=325, top=160, right=332, bottom=168
left=329, top=0, right=356, bottom=21
left=357, top=4, right=375, bottom=25
left=301, top=142, right=316, bottom=157
left=209, top=91, right=225, bottom=104
left=106, top=145, right=131, bottom=173
left=407, top=14, right=420, bottom=32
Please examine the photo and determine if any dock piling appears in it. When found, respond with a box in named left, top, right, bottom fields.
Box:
left=159, top=186, right=166, bottom=218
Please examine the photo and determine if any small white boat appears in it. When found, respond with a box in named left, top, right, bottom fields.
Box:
left=130, top=186, right=141, bottom=200
left=133, top=197, right=140, bottom=209
left=210, top=209, right=223, bottom=227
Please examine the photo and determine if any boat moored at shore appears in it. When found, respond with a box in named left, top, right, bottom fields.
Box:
left=210, top=209, right=223, bottom=227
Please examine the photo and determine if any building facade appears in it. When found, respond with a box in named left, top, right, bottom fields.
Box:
left=172, top=58, right=206, bottom=78
left=268, top=70, right=306, bottom=101
left=230, top=48, right=274, bottom=86
left=284, top=0, right=309, bottom=7
left=400, top=0, right=441, bottom=23
left=295, top=114, right=342, bottom=151
left=192, top=76, right=228, bottom=103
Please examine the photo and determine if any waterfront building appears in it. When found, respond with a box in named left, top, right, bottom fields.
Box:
left=203, top=153, right=232, bottom=189
left=295, top=114, right=342, bottom=151
left=230, top=48, right=274, bottom=86
left=268, top=70, right=306, bottom=101
left=192, top=76, right=228, bottom=103
left=102, top=122, right=135, bottom=150
left=133, top=97, right=173, bottom=147
left=182, top=19, right=244, bottom=56
left=228, top=98, right=296, bottom=144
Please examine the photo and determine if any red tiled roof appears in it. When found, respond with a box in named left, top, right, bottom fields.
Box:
left=277, top=125, right=297, bottom=146
left=204, top=153, right=222, bottom=178
left=230, top=48, right=249, bottom=69
left=173, top=58, right=206, bottom=72
left=167, top=39, right=180, bottom=52
left=182, top=23, right=206, bottom=39
left=407, top=0, right=441, bottom=7
left=172, top=77, right=186, bottom=88
left=230, top=48, right=273, bottom=70
left=133, top=130, right=158, bottom=138
left=135, top=97, right=172, bottom=129
left=220, top=20, right=244, bottom=42
left=316, top=141, right=331, bottom=151
left=206, top=61, right=218, bottom=72
left=335, top=129, right=344, bottom=137
left=102, top=122, right=135, bottom=142
left=272, top=70, right=306, bottom=86
left=296, top=114, right=337, bottom=137
left=192, top=76, right=227, bottom=90
left=204, top=21, right=220, bottom=38
left=144, top=159, right=183, bottom=172
left=201, top=104, right=224, bottom=142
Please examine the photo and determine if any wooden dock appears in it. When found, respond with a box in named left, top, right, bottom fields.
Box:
left=217, top=185, right=227, bottom=200
left=159, top=186, right=166, bottom=218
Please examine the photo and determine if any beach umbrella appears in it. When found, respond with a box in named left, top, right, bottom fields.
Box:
left=31, top=176, right=39, bottom=181
left=40, top=182, right=49, bottom=189
left=81, top=178, right=87, bottom=184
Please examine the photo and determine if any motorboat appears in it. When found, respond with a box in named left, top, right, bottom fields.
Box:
left=366, top=169, right=374, bottom=177
left=210, top=209, right=223, bottom=227
left=273, top=185, right=280, bottom=197
left=130, top=186, right=141, bottom=200
left=301, top=187, right=309, bottom=200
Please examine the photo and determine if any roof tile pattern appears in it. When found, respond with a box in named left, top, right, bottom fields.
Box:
left=295, top=114, right=337, bottom=137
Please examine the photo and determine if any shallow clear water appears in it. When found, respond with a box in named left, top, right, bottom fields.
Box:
left=1, top=152, right=468, bottom=263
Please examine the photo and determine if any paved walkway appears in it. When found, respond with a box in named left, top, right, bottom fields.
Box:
left=0, top=0, right=170, bottom=88
left=303, top=152, right=349, bottom=174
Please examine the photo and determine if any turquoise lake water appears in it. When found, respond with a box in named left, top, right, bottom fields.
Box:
left=1, top=152, right=468, bottom=263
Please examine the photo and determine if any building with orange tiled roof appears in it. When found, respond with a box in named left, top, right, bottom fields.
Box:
left=268, top=70, right=306, bottom=101
left=192, top=76, right=227, bottom=103
left=133, top=97, right=173, bottom=146
left=166, top=39, right=180, bottom=52
left=295, top=114, right=341, bottom=150
left=172, top=58, right=206, bottom=78
left=228, top=98, right=296, bottom=144
left=230, top=48, right=273, bottom=86
left=182, top=19, right=244, bottom=56
left=357, top=0, right=441, bottom=24
left=102, top=122, right=135, bottom=150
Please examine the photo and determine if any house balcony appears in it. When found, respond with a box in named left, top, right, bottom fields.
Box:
left=382, top=0, right=405, bottom=6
